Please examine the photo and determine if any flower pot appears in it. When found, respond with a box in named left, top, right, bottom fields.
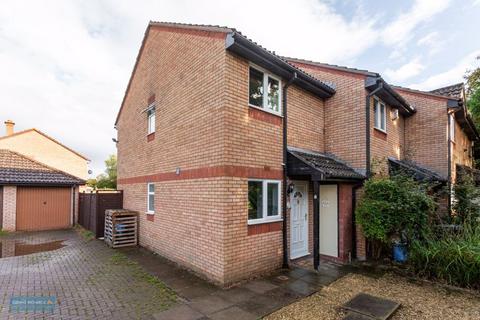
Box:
left=393, top=243, right=407, bottom=263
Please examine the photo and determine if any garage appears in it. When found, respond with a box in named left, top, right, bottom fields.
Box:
left=0, top=149, right=84, bottom=232
left=16, top=187, right=72, bottom=231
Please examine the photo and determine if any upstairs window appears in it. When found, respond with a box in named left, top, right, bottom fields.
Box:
left=450, top=114, right=455, bottom=142
left=374, top=98, right=386, bottom=132
left=147, top=105, right=156, bottom=135
left=248, top=179, right=281, bottom=224
left=147, top=183, right=155, bottom=214
left=249, top=65, right=281, bottom=115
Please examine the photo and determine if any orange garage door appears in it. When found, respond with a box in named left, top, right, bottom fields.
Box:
left=16, top=187, right=72, bottom=231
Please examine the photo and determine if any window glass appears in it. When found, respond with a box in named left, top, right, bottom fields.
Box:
left=147, top=183, right=155, bottom=212
left=248, top=181, right=263, bottom=220
left=267, top=183, right=279, bottom=216
left=267, top=77, right=280, bottom=112
left=147, top=108, right=156, bottom=134
left=249, top=67, right=264, bottom=107
left=374, top=100, right=379, bottom=128
left=380, top=104, right=386, bottom=130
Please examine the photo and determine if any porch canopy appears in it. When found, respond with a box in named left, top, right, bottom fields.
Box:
left=388, top=157, right=447, bottom=185
left=287, top=147, right=365, bottom=182
left=286, top=147, right=364, bottom=270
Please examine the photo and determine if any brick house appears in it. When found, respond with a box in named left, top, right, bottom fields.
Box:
left=116, top=22, right=478, bottom=285
left=0, top=150, right=84, bottom=232
left=288, top=60, right=479, bottom=214
left=0, top=121, right=88, bottom=232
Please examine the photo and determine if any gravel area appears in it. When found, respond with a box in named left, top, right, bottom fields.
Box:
left=265, top=273, right=480, bottom=320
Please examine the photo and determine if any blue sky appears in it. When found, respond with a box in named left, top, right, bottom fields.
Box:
left=0, top=0, right=479, bottom=175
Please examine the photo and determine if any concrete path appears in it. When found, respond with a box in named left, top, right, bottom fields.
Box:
left=123, top=247, right=350, bottom=320
left=0, top=229, right=349, bottom=319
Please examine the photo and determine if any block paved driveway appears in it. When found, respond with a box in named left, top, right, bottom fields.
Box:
left=0, top=229, right=350, bottom=320
left=0, top=229, right=175, bottom=320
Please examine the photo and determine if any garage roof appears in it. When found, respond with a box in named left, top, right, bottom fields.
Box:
left=0, top=149, right=85, bottom=186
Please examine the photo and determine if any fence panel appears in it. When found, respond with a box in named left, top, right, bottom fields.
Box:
left=78, top=191, right=123, bottom=238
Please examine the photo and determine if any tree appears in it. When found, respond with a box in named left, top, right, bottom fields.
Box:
left=465, top=56, right=480, bottom=166
left=356, top=175, right=435, bottom=258
left=86, top=178, right=97, bottom=189
left=96, top=154, right=117, bottom=189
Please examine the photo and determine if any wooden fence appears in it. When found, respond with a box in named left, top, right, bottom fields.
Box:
left=78, top=190, right=123, bottom=238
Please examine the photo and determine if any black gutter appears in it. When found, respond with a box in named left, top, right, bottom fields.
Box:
left=282, top=73, right=297, bottom=269
left=365, top=76, right=415, bottom=116
left=225, top=32, right=335, bottom=99
left=365, top=83, right=383, bottom=177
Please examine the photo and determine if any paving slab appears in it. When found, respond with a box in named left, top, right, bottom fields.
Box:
left=188, top=295, right=234, bottom=315
left=153, top=304, right=205, bottom=320
left=343, top=293, right=401, bottom=320
left=242, top=279, right=279, bottom=294
left=208, top=306, right=257, bottom=320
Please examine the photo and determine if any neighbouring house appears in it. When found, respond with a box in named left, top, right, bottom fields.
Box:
left=115, top=22, right=479, bottom=285
left=288, top=59, right=479, bottom=215
left=0, top=120, right=90, bottom=180
left=0, top=149, right=84, bottom=232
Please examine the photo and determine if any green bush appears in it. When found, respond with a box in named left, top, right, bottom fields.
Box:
left=409, top=225, right=480, bottom=289
left=453, top=175, right=480, bottom=226
left=356, top=175, right=435, bottom=257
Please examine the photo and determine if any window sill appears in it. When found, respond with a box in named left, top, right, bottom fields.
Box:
left=248, top=104, right=283, bottom=118
left=146, top=211, right=154, bottom=215
left=147, top=132, right=155, bottom=142
left=248, top=218, right=283, bottom=226
left=373, top=127, right=387, bottom=134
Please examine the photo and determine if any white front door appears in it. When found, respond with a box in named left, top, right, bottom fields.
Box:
left=290, top=182, right=309, bottom=259
left=320, top=184, right=338, bottom=257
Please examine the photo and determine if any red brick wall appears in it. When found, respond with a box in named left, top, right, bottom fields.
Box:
left=452, top=116, right=474, bottom=182
left=289, top=62, right=367, bottom=171
left=117, top=27, right=231, bottom=284
left=370, top=97, right=405, bottom=175
left=397, top=89, right=449, bottom=178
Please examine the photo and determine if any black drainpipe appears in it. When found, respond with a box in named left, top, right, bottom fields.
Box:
left=282, top=72, right=297, bottom=269
left=447, top=109, right=455, bottom=215
left=365, top=83, right=383, bottom=177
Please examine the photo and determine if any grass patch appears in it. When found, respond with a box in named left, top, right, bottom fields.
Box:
left=74, top=224, right=95, bottom=241
left=109, top=252, right=176, bottom=302
left=0, top=229, right=8, bottom=237
left=108, top=252, right=177, bottom=308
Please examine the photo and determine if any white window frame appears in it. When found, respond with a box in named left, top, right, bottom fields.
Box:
left=147, top=183, right=155, bottom=214
left=247, top=179, right=282, bottom=225
left=147, top=104, right=156, bottom=135
left=248, top=64, right=282, bottom=116
left=373, top=97, right=387, bottom=133
left=450, top=114, right=455, bottom=142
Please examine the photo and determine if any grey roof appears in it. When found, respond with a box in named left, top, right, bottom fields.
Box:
left=429, top=83, right=464, bottom=99
left=388, top=157, right=446, bottom=183
left=288, top=147, right=365, bottom=180
left=0, top=149, right=85, bottom=186
left=456, top=164, right=480, bottom=185
left=284, top=56, right=378, bottom=77
left=150, top=22, right=336, bottom=93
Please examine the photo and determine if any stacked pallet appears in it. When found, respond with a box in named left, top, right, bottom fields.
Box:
left=104, top=209, right=138, bottom=248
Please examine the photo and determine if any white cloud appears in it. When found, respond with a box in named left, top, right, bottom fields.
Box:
left=0, top=0, right=382, bottom=175
left=417, top=31, right=444, bottom=56
left=409, top=50, right=480, bottom=90
left=382, top=0, right=451, bottom=46
left=385, top=58, right=425, bottom=82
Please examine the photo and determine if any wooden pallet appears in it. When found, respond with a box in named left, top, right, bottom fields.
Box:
left=104, top=209, right=138, bottom=248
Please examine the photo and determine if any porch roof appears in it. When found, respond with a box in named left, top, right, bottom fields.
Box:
left=287, top=147, right=365, bottom=181
left=388, top=157, right=447, bottom=183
